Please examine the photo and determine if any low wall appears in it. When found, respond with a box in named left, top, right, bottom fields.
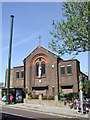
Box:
left=25, top=99, right=69, bottom=107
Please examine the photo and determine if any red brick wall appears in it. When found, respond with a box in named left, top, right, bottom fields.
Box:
left=59, top=60, right=80, bottom=93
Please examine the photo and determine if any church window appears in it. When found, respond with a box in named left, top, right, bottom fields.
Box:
left=36, top=62, right=39, bottom=76
left=41, top=61, right=45, bottom=76
left=35, top=57, right=46, bottom=77
left=16, top=71, right=19, bottom=78
left=39, top=58, right=41, bottom=61
left=61, top=66, right=65, bottom=75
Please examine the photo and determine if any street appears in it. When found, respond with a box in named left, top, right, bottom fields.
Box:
left=0, top=106, right=89, bottom=120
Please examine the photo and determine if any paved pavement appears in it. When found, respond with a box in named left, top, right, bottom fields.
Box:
left=0, top=101, right=89, bottom=119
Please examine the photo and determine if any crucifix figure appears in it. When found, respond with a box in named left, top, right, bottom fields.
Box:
left=38, top=64, right=41, bottom=78
left=38, top=35, right=41, bottom=46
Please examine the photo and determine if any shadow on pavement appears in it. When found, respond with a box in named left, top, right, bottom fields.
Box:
left=1, top=113, right=89, bottom=120
left=1, top=113, right=36, bottom=120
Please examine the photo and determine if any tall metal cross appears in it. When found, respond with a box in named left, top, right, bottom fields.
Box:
left=38, top=35, right=41, bottom=45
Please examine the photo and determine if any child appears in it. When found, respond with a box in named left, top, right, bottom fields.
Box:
left=75, top=98, right=79, bottom=113
left=86, top=98, right=89, bottom=114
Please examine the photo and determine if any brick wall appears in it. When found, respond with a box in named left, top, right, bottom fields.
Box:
left=59, top=60, right=80, bottom=93
left=24, top=46, right=58, bottom=95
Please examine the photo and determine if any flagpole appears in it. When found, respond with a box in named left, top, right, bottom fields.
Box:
left=6, top=15, right=14, bottom=104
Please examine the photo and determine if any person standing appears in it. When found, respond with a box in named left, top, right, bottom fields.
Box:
left=10, top=93, right=13, bottom=104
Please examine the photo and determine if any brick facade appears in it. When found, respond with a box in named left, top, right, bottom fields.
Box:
left=5, top=45, right=80, bottom=95
left=5, top=66, right=24, bottom=88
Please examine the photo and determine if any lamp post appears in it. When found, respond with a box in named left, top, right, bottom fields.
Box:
left=6, top=15, right=14, bottom=104
left=79, top=75, right=83, bottom=114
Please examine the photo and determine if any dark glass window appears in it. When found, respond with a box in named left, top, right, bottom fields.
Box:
left=39, top=58, right=41, bottom=61
left=67, top=66, right=72, bottom=74
left=52, top=86, right=55, bottom=93
left=61, top=67, right=65, bottom=75
left=41, top=61, right=45, bottom=75
left=16, top=72, right=19, bottom=78
left=36, top=62, right=39, bottom=76
left=21, top=71, right=24, bottom=78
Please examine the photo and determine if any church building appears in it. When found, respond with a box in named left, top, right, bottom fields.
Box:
left=5, top=45, right=80, bottom=96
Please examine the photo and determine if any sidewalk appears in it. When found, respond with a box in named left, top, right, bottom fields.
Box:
left=0, top=101, right=89, bottom=119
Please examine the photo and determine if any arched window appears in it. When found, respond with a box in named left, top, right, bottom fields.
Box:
left=41, top=61, right=45, bottom=76
left=36, top=62, right=39, bottom=76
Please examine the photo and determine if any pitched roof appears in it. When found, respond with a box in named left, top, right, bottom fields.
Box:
left=23, top=45, right=61, bottom=61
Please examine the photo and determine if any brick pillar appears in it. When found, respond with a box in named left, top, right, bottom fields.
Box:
left=39, top=94, right=42, bottom=101
left=55, top=95, right=58, bottom=106
left=55, top=95, right=58, bottom=102
left=26, top=93, right=28, bottom=99
left=24, top=93, right=28, bottom=103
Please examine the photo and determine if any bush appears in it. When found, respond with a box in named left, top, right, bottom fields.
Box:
left=2, top=89, right=7, bottom=97
left=65, top=92, right=77, bottom=100
left=49, top=94, right=55, bottom=100
left=42, top=95, right=47, bottom=100
left=35, top=94, right=39, bottom=99
left=58, top=92, right=65, bottom=101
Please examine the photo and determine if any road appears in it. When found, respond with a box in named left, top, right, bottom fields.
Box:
left=0, top=106, right=89, bottom=120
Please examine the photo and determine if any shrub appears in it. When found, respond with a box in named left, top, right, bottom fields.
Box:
left=35, top=94, right=39, bottom=99
left=47, top=96, right=49, bottom=100
left=65, top=92, right=77, bottom=100
left=2, top=89, right=7, bottom=96
left=58, top=92, right=65, bottom=101
left=49, top=94, right=55, bottom=100
left=42, top=95, right=47, bottom=100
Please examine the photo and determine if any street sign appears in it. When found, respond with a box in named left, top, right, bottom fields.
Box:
left=79, top=85, right=82, bottom=90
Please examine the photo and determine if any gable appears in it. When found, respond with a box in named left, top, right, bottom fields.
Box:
left=24, top=45, right=58, bottom=61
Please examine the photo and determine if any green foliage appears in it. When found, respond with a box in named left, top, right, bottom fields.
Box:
left=2, top=89, right=7, bottom=96
left=49, top=2, right=89, bottom=56
left=35, top=94, right=39, bottom=99
left=83, top=79, right=90, bottom=94
left=65, top=92, right=77, bottom=100
left=49, top=94, right=55, bottom=100
left=2, top=88, right=15, bottom=96
left=22, top=88, right=27, bottom=93
left=42, top=95, right=47, bottom=100
left=58, top=92, right=65, bottom=101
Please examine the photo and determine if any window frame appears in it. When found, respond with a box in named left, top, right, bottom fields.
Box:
left=36, top=62, right=39, bottom=77
left=67, top=65, right=72, bottom=75
left=16, top=71, right=19, bottom=79
left=60, top=66, right=65, bottom=76
left=41, top=61, right=45, bottom=76
left=52, top=86, right=55, bottom=93
left=21, top=71, right=24, bottom=78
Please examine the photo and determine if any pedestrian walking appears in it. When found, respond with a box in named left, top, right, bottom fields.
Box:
left=75, top=97, right=79, bottom=113
left=10, top=93, right=13, bottom=104
left=86, top=98, right=89, bottom=114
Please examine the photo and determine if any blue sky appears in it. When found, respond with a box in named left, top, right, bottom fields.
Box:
left=1, top=2, right=88, bottom=83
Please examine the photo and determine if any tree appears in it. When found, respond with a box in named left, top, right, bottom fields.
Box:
left=83, top=79, right=90, bottom=94
left=49, top=2, right=89, bottom=56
